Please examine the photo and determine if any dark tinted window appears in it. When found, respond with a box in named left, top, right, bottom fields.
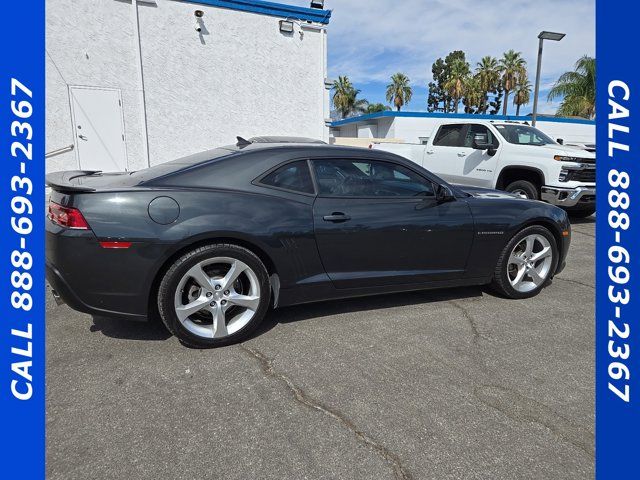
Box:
left=433, top=124, right=465, bottom=147
left=463, top=124, right=499, bottom=148
left=260, top=160, right=314, bottom=194
left=312, top=159, right=434, bottom=197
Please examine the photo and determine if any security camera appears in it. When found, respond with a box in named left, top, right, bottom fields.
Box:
left=194, top=10, right=204, bottom=32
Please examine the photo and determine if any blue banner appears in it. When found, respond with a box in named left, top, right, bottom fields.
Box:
left=596, top=0, right=640, bottom=477
left=0, top=1, right=45, bottom=478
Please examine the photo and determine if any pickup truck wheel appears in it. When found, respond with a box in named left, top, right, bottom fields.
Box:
left=491, top=225, right=558, bottom=299
left=505, top=180, right=539, bottom=200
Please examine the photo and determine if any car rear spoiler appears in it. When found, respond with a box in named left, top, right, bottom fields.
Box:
left=46, top=170, right=101, bottom=193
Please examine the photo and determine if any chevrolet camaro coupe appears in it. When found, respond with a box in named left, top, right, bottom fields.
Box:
left=46, top=137, right=571, bottom=347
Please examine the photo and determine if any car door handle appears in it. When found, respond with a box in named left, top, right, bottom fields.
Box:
left=457, top=152, right=467, bottom=157
left=323, top=213, right=351, bottom=222
left=426, top=150, right=435, bottom=155
left=78, top=134, right=88, bottom=141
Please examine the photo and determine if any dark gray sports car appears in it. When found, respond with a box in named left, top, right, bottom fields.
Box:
left=46, top=137, right=571, bottom=347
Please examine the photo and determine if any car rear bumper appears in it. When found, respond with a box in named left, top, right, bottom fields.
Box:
left=46, top=221, right=152, bottom=321
left=46, top=262, right=147, bottom=321
left=541, top=185, right=595, bottom=208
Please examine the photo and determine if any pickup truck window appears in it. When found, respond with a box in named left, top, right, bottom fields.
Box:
left=433, top=124, right=465, bottom=147
left=495, top=124, right=555, bottom=146
left=463, top=124, right=499, bottom=148
left=312, top=159, right=434, bottom=197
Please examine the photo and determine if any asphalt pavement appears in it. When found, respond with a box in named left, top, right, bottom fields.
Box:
left=46, top=217, right=595, bottom=480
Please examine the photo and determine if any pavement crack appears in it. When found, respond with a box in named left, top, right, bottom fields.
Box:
left=475, top=385, right=594, bottom=457
left=554, top=277, right=595, bottom=290
left=447, top=300, right=482, bottom=343
left=239, top=344, right=413, bottom=480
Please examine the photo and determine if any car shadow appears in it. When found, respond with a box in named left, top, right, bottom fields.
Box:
left=87, top=285, right=487, bottom=344
left=90, top=315, right=172, bottom=341
left=247, top=285, right=486, bottom=340
left=569, top=216, right=596, bottom=225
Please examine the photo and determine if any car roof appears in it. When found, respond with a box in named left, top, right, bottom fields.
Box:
left=147, top=141, right=433, bottom=189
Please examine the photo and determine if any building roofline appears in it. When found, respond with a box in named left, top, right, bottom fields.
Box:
left=329, top=111, right=595, bottom=127
left=180, top=0, right=331, bottom=24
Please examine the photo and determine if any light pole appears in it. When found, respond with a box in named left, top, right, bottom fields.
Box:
left=531, top=31, right=565, bottom=127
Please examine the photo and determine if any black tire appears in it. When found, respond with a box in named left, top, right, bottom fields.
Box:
left=504, top=180, right=539, bottom=200
left=491, top=225, right=559, bottom=299
left=157, top=243, right=271, bottom=348
left=567, top=207, right=595, bottom=219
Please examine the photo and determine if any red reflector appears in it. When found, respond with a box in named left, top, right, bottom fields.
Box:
left=48, top=201, right=90, bottom=230
left=99, top=241, right=132, bottom=249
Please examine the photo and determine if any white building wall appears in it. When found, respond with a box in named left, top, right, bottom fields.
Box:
left=46, top=0, right=328, bottom=172
left=46, top=0, right=144, bottom=172
left=357, top=124, right=377, bottom=138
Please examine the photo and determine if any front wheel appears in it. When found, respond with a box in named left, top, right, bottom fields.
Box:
left=157, top=244, right=271, bottom=348
left=491, top=226, right=558, bottom=299
left=505, top=180, right=539, bottom=200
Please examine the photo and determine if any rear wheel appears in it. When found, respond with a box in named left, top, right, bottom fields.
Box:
left=491, top=225, right=558, bottom=299
left=505, top=180, right=539, bottom=200
left=158, top=244, right=270, bottom=348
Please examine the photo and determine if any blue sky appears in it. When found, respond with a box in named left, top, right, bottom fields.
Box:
left=290, top=0, right=595, bottom=115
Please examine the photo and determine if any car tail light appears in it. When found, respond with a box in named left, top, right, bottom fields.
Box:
left=48, top=201, right=90, bottom=230
left=99, top=241, right=132, bottom=249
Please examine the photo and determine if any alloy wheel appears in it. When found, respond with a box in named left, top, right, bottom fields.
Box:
left=507, top=234, right=554, bottom=293
left=173, top=257, right=261, bottom=339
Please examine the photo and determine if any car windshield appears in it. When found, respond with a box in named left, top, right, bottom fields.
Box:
left=494, top=124, right=555, bottom=146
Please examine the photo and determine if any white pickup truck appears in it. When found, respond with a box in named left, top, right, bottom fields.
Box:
left=372, top=120, right=596, bottom=217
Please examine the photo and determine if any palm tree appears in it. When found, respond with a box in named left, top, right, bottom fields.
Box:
left=476, top=56, right=500, bottom=113
left=463, top=75, right=484, bottom=113
left=444, top=59, right=470, bottom=113
left=366, top=103, right=391, bottom=113
left=499, top=50, right=527, bottom=115
left=331, top=76, right=368, bottom=119
left=548, top=55, right=596, bottom=119
left=386, top=73, right=413, bottom=111
left=513, top=77, right=532, bottom=116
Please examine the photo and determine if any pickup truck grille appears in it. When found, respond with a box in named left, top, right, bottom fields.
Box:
left=577, top=157, right=595, bottom=164
left=565, top=168, right=596, bottom=183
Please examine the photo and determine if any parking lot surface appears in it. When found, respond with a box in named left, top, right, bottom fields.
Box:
left=47, top=218, right=595, bottom=480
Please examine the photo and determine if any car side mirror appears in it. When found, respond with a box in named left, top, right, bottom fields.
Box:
left=436, top=184, right=454, bottom=204
left=472, top=133, right=493, bottom=150
left=557, top=138, right=564, bottom=145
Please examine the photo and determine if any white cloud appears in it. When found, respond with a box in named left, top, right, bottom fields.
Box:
left=290, top=0, right=594, bottom=87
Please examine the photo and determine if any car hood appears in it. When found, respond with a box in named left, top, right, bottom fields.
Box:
left=517, top=143, right=596, bottom=159
left=454, top=184, right=524, bottom=199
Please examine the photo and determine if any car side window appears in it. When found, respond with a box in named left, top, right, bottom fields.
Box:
left=463, top=124, right=499, bottom=148
left=312, top=159, right=434, bottom=197
left=433, top=124, right=465, bottom=147
left=259, top=160, right=314, bottom=194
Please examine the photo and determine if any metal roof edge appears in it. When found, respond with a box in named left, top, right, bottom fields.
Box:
left=178, top=0, right=331, bottom=24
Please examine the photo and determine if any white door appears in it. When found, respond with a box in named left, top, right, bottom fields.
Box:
left=426, top=123, right=500, bottom=187
left=70, top=86, right=127, bottom=172
left=425, top=123, right=467, bottom=184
